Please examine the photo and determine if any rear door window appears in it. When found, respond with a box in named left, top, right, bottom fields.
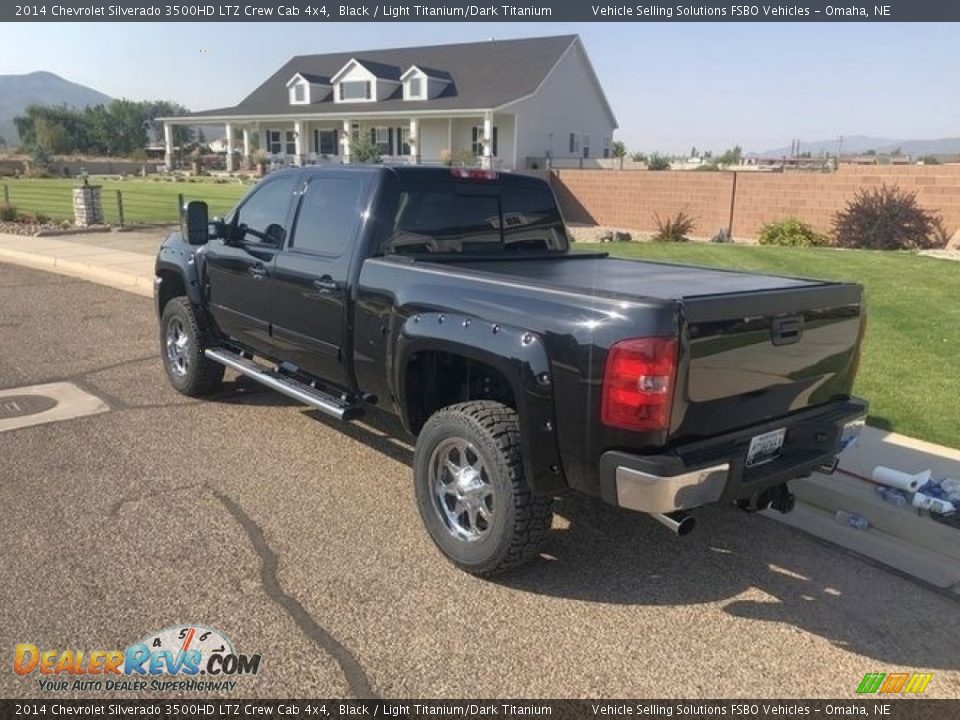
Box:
left=290, top=177, right=366, bottom=256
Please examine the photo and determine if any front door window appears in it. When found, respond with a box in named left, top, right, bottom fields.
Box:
left=231, top=176, right=297, bottom=245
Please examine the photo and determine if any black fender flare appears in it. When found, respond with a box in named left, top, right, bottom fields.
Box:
left=394, top=312, right=566, bottom=495
left=155, top=242, right=205, bottom=314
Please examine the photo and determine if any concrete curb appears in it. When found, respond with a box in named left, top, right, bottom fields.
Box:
left=765, top=427, right=960, bottom=593
left=0, top=240, right=153, bottom=298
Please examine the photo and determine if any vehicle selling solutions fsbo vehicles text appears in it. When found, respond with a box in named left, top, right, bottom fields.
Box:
left=590, top=5, right=888, bottom=17
left=590, top=5, right=814, bottom=17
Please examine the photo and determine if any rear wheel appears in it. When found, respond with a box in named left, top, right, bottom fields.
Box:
left=160, top=297, right=224, bottom=396
left=413, top=401, right=554, bottom=575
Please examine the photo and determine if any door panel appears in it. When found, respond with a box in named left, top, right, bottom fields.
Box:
left=271, top=174, right=367, bottom=387
left=204, top=174, right=299, bottom=356
left=205, top=242, right=278, bottom=354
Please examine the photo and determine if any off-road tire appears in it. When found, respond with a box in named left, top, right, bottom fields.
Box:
left=160, top=297, right=224, bottom=397
left=413, top=401, right=554, bottom=575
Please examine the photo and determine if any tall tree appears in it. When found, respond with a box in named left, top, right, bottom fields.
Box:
left=142, top=100, right=194, bottom=146
left=610, top=140, right=627, bottom=169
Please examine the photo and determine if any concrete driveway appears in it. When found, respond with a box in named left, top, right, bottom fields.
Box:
left=1, top=262, right=958, bottom=699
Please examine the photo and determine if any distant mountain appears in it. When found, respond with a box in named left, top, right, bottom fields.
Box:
left=755, top=135, right=960, bottom=158
left=0, top=71, right=111, bottom=145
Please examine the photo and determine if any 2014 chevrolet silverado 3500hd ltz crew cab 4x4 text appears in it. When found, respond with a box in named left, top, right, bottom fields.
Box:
left=154, top=165, right=868, bottom=575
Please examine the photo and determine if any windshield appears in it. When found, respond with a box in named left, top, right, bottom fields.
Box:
left=383, top=182, right=569, bottom=255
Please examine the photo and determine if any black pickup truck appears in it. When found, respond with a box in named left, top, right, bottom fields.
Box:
left=155, top=165, right=867, bottom=575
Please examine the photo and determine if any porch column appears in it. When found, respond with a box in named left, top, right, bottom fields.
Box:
left=294, top=120, right=304, bottom=166
left=408, top=118, right=419, bottom=164
left=481, top=111, right=493, bottom=169
left=242, top=127, right=251, bottom=165
left=163, top=122, right=173, bottom=170
left=342, top=119, right=352, bottom=163
left=225, top=123, right=234, bottom=172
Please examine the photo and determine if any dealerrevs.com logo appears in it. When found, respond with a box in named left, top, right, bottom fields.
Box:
left=14, top=624, right=261, bottom=693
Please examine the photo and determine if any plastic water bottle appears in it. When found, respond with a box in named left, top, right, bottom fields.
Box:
left=836, top=509, right=869, bottom=530
left=912, top=492, right=957, bottom=515
left=875, top=486, right=908, bottom=507
left=941, top=478, right=960, bottom=505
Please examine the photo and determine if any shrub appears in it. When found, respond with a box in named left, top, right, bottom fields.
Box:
left=832, top=184, right=947, bottom=250
left=0, top=204, right=16, bottom=222
left=652, top=210, right=695, bottom=242
left=34, top=211, right=50, bottom=224
left=647, top=154, right=671, bottom=171
left=757, top=217, right=828, bottom=247
left=351, top=138, right=382, bottom=164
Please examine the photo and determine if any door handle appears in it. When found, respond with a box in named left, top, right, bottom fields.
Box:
left=312, top=276, right=339, bottom=292
left=249, top=264, right=267, bottom=279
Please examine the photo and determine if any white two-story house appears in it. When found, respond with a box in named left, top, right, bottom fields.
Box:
left=159, top=34, right=617, bottom=172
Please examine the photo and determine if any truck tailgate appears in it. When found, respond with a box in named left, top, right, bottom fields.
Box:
left=674, top=282, right=864, bottom=441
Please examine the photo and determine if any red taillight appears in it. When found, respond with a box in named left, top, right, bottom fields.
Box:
left=451, top=168, right=498, bottom=181
left=601, top=337, right=678, bottom=432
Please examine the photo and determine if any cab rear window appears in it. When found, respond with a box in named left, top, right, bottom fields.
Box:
left=383, top=183, right=568, bottom=255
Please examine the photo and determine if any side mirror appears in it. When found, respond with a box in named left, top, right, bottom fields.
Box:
left=184, top=200, right=209, bottom=245
left=209, top=217, right=228, bottom=240
left=264, top=223, right=286, bottom=246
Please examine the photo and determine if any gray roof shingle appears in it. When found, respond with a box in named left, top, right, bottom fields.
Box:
left=186, top=35, right=578, bottom=118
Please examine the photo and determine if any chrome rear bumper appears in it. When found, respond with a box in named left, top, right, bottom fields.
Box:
left=614, top=463, right=730, bottom=514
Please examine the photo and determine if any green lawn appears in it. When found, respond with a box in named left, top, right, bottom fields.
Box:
left=1, top=176, right=250, bottom=224
left=593, top=242, right=959, bottom=449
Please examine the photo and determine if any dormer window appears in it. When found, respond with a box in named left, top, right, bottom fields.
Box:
left=340, top=80, right=371, bottom=101
left=331, top=58, right=397, bottom=103
left=401, top=65, right=451, bottom=101
left=286, top=73, right=331, bottom=105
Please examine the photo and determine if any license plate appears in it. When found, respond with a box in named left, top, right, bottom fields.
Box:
left=746, top=428, right=786, bottom=467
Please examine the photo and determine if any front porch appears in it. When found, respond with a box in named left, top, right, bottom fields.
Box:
left=162, top=112, right=516, bottom=173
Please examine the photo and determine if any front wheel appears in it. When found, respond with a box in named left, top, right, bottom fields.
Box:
left=413, top=401, right=554, bottom=576
left=160, top=297, right=224, bottom=397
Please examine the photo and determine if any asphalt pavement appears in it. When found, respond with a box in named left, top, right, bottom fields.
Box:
left=1, top=261, right=958, bottom=699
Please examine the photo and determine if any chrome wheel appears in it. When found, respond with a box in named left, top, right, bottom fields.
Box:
left=429, top=438, right=494, bottom=542
left=165, top=317, right=190, bottom=377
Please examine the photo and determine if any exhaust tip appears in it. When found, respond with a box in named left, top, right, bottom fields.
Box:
left=675, top=515, right=696, bottom=536
left=650, top=511, right=696, bottom=536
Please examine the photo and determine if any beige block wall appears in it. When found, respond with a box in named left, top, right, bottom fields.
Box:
left=552, top=167, right=960, bottom=239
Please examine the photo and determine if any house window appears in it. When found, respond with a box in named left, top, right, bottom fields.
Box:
left=293, top=83, right=305, bottom=103
left=568, top=133, right=577, bottom=154
left=340, top=81, right=371, bottom=101
left=397, top=127, right=411, bottom=155
left=374, top=127, right=390, bottom=154
left=407, top=78, right=422, bottom=98
left=583, top=135, right=591, bottom=159
left=471, top=127, right=498, bottom=157
left=314, top=129, right=338, bottom=155
left=268, top=130, right=296, bottom=155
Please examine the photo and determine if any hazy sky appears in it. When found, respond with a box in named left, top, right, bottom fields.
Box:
left=1, top=22, right=953, bottom=153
